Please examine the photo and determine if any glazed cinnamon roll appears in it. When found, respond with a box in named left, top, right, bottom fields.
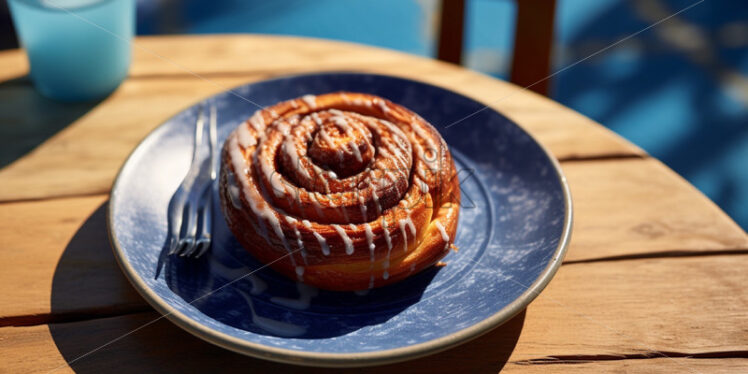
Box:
left=219, top=92, right=459, bottom=291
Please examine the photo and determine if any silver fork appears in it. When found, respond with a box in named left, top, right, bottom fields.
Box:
left=168, top=102, right=218, bottom=258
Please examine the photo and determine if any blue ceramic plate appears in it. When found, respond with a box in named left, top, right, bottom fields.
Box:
left=108, top=72, right=572, bottom=367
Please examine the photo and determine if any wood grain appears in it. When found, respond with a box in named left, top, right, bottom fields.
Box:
left=1, top=158, right=745, bottom=324
left=0, top=194, right=145, bottom=326
left=563, top=159, right=748, bottom=261
left=0, top=35, right=643, bottom=202
left=2, top=255, right=747, bottom=373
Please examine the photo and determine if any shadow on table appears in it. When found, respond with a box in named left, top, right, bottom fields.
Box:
left=0, top=75, right=104, bottom=168
left=49, top=202, right=525, bottom=373
left=48, top=202, right=148, bottom=322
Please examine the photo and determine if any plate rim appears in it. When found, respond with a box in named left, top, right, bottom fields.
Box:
left=107, top=71, right=573, bottom=368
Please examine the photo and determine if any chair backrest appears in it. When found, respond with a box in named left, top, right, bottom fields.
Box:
left=437, top=0, right=556, bottom=96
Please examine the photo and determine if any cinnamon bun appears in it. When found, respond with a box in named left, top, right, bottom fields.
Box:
left=219, top=92, right=459, bottom=291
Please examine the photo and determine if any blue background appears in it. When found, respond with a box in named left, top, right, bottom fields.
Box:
left=135, top=0, right=748, bottom=228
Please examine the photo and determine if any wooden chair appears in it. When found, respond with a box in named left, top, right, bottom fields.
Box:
left=437, top=0, right=556, bottom=95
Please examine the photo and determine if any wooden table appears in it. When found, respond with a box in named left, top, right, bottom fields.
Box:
left=1, top=35, right=747, bottom=373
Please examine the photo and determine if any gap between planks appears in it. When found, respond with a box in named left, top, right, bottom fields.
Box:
left=3, top=246, right=748, bottom=329
left=514, top=350, right=748, bottom=365
left=2, top=310, right=747, bottom=369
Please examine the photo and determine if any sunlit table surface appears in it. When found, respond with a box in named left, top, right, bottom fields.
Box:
left=1, top=35, right=747, bottom=373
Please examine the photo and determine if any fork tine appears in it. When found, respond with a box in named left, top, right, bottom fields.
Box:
left=169, top=104, right=206, bottom=256
left=188, top=102, right=218, bottom=258
left=178, top=200, right=199, bottom=256
left=189, top=184, right=213, bottom=258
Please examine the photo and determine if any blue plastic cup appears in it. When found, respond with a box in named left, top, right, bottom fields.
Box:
left=8, top=0, right=134, bottom=102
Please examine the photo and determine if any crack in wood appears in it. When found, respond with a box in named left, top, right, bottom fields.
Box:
left=558, top=153, right=647, bottom=162
left=513, top=350, right=748, bottom=365
left=563, top=248, right=748, bottom=265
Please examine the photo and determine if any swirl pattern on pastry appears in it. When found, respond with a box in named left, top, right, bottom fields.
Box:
left=219, top=92, right=459, bottom=291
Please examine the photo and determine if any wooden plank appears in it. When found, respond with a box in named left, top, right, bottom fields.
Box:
left=0, top=49, right=26, bottom=82
left=0, top=194, right=144, bottom=325
left=503, top=359, right=748, bottom=374
left=563, top=159, right=748, bottom=261
left=0, top=35, right=644, bottom=202
left=3, top=317, right=746, bottom=374
left=2, top=255, right=747, bottom=373
left=1, top=158, right=746, bottom=323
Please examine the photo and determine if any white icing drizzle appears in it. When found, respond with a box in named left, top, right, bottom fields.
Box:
left=285, top=216, right=308, bottom=266
left=317, top=125, right=335, bottom=145
left=435, top=221, right=449, bottom=243
left=254, top=147, right=287, bottom=198
left=283, top=134, right=310, bottom=179
left=381, top=216, right=392, bottom=251
left=331, top=115, right=349, bottom=128
left=311, top=112, right=323, bottom=126
left=312, top=232, right=330, bottom=256
left=303, top=220, right=329, bottom=256
left=372, top=188, right=382, bottom=215
left=236, top=289, right=306, bottom=337
left=358, top=194, right=367, bottom=221
left=411, top=123, right=437, bottom=153
left=317, top=126, right=344, bottom=163
left=378, top=138, right=409, bottom=180
left=339, top=197, right=350, bottom=222
left=270, top=282, right=319, bottom=310
left=399, top=219, right=409, bottom=252
left=226, top=170, right=243, bottom=209
left=364, top=222, right=375, bottom=289
left=349, top=141, right=363, bottom=162
left=237, top=123, right=256, bottom=148
left=376, top=99, right=389, bottom=114
left=208, top=257, right=267, bottom=295
left=381, top=216, right=393, bottom=281
left=406, top=216, right=416, bottom=237
left=302, top=94, right=317, bottom=108
left=249, top=113, right=264, bottom=131
left=228, top=137, right=269, bottom=241
left=308, top=191, right=325, bottom=218
left=416, top=178, right=430, bottom=194
left=364, top=223, right=375, bottom=255
left=332, top=115, right=364, bottom=162
left=333, top=224, right=354, bottom=255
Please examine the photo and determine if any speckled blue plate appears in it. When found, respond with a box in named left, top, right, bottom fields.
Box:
left=108, top=72, right=572, bottom=367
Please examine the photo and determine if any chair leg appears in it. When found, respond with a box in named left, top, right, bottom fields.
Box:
left=437, top=0, right=466, bottom=65
left=510, top=0, right=556, bottom=95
